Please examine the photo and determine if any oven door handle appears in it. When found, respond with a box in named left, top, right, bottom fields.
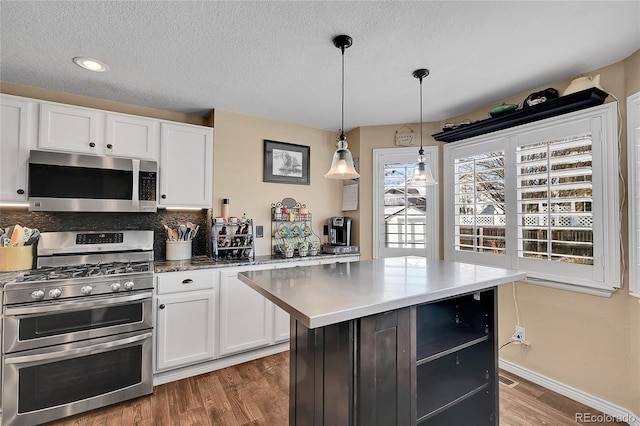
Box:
left=5, top=291, right=153, bottom=316
left=4, top=331, right=152, bottom=365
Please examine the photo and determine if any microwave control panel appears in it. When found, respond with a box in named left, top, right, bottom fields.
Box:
left=139, top=172, right=157, bottom=201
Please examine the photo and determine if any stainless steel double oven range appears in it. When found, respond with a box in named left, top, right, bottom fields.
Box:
left=2, top=230, right=155, bottom=425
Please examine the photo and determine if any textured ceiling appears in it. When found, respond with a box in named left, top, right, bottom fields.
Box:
left=1, top=1, right=639, bottom=131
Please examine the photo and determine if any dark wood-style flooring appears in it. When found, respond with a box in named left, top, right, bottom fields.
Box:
left=48, top=351, right=626, bottom=426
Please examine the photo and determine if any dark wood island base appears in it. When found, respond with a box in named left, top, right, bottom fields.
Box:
left=289, top=288, right=498, bottom=426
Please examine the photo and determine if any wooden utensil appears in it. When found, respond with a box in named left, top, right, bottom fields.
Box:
left=9, top=224, right=23, bottom=247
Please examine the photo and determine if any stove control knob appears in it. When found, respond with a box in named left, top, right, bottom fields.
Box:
left=124, top=281, right=135, bottom=291
left=49, top=288, right=62, bottom=299
left=31, top=289, right=45, bottom=300
left=111, top=282, right=121, bottom=292
left=81, top=285, right=93, bottom=295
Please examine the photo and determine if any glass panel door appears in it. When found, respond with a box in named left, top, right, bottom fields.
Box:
left=374, top=148, right=438, bottom=259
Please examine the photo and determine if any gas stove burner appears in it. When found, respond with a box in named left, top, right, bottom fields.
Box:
left=16, top=261, right=151, bottom=282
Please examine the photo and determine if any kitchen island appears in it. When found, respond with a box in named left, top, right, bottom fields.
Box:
left=238, top=256, right=526, bottom=426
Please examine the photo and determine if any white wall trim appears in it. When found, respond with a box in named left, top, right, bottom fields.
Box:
left=499, top=359, right=640, bottom=426
left=627, top=91, right=640, bottom=297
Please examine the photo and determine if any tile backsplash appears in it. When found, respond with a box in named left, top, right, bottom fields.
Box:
left=0, top=207, right=210, bottom=260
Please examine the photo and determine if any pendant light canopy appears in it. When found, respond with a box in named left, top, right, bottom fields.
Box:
left=410, top=68, right=438, bottom=186
left=325, top=35, right=360, bottom=180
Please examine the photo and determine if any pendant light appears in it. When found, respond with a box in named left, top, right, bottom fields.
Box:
left=325, top=35, right=360, bottom=180
left=410, top=68, right=437, bottom=186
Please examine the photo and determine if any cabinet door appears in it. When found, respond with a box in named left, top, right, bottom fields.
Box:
left=273, top=304, right=290, bottom=342
left=0, top=95, right=32, bottom=202
left=159, top=122, right=213, bottom=208
left=38, top=103, right=102, bottom=155
left=219, top=269, right=272, bottom=356
left=156, top=291, right=216, bottom=371
left=105, top=113, right=158, bottom=160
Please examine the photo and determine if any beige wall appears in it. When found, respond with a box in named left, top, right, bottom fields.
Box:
left=212, top=109, right=346, bottom=255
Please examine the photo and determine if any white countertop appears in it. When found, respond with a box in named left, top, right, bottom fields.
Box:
left=238, top=256, right=526, bottom=329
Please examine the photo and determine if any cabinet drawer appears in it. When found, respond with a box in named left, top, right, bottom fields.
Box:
left=156, top=269, right=216, bottom=294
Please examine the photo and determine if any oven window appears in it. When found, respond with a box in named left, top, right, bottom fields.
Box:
left=29, top=163, right=133, bottom=200
left=19, top=303, right=143, bottom=341
left=18, top=345, right=142, bottom=413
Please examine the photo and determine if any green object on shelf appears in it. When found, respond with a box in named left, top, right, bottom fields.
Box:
left=489, top=103, right=518, bottom=117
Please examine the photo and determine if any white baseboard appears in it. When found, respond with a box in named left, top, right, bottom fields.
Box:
left=499, top=359, right=640, bottom=426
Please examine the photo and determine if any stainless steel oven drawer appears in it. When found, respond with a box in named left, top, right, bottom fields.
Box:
left=2, top=329, right=153, bottom=426
left=3, top=291, right=152, bottom=353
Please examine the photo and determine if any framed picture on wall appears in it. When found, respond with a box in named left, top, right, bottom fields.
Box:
left=263, top=139, right=310, bottom=185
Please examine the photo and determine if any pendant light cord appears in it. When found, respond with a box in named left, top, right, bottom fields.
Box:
left=341, top=45, right=345, bottom=139
left=419, top=75, right=423, bottom=152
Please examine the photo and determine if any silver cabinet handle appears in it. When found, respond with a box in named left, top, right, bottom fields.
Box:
left=5, top=332, right=152, bottom=365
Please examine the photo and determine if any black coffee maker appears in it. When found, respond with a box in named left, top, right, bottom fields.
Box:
left=328, top=216, right=351, bottom=246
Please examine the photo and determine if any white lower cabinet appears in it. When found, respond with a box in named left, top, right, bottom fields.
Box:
left=155, top=270, right=216, bottom=371
left=273, top=305, right=290, bottom=343
left=153, top=256, right=360, bottom=381
left=218, top=266, right=274, bottom=356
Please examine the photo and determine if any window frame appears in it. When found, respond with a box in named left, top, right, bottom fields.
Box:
left=628, top=91, right=640, bottom=297
left=444, top=103, right=620, bottom=296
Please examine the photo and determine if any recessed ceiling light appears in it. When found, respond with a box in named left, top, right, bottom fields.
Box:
left=72, top=57, right=109, bottom=72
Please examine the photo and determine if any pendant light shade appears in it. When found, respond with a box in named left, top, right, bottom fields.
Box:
left=325, top=35, right=360, bottom=180
left=410, top=68, right=437, bottom=186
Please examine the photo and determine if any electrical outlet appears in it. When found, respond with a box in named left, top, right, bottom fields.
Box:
left=514, top=326, right=525, bottom=342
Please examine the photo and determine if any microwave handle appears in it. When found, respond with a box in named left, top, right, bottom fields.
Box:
left=5, top=331, right=152, bottom=365
left=132, top=159, right=140, bottom=209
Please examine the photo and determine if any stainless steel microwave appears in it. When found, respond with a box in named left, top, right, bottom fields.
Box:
left=28, top=150, right=157, bottom=212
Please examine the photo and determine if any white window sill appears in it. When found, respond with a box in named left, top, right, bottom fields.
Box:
left=522, top=277, right=616, bottom=298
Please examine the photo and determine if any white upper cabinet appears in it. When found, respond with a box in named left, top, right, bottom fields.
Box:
left=38, top=102, right=103, bottom=155
left=38, top=102, right=158, bottom=160
left=0, top=95, right=34, bottom=203
left=104, top=113, right=158, bottom=160
left=159, top=122, right=213, bottom=208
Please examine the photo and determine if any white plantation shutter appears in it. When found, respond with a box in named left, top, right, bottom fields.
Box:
left=516, top=134, right=594, bottom=265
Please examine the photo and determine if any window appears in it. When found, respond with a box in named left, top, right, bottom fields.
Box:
left=444, top=103, right=620, bottom=295
left=454, top=150, right=506, bottom=256
left=373, top=147, right=438, bottom=259
left=628, top=92, right=640, bottom=297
